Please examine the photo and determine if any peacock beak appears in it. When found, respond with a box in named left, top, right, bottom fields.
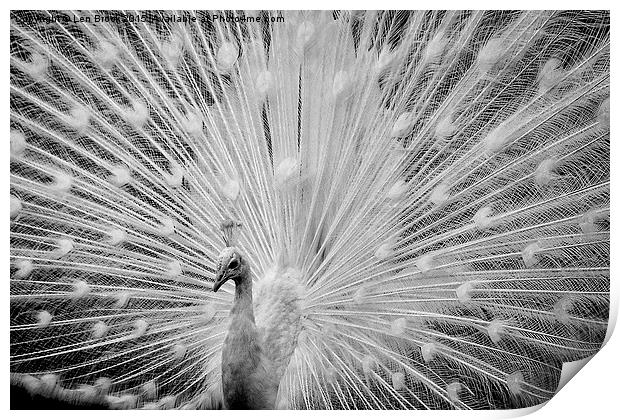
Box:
left=212, top=269, right=228, bottom=293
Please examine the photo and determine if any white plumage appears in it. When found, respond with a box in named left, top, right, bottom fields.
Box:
left=10, top=10, right=609, bottom=410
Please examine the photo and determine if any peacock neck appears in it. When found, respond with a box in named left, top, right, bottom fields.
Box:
left=231, top=275, right=255, bottom=323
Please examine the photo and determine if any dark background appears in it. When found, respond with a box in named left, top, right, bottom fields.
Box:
left=11, top=385, right=107, bottom=409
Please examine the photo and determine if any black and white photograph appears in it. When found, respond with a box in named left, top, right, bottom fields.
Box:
left=7, top=6, right=614, bottom=413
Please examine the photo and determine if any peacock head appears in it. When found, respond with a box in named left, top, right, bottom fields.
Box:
left=212, top=247, right=249, bottom=292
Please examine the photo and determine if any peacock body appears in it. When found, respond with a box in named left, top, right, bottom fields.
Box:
left=10, top=10, right=610, bottom=410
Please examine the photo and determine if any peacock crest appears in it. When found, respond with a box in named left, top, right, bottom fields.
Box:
left=10, top=10, right=610, bottom=410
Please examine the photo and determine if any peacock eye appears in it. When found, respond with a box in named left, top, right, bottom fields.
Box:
left=228, top=259, right=239, bottom=270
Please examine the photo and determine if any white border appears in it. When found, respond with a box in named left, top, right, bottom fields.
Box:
left=3, top=4, right=618, bottom=418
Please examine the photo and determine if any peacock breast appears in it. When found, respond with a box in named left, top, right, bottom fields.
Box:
left=221, top=315, right=278, bottom=409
